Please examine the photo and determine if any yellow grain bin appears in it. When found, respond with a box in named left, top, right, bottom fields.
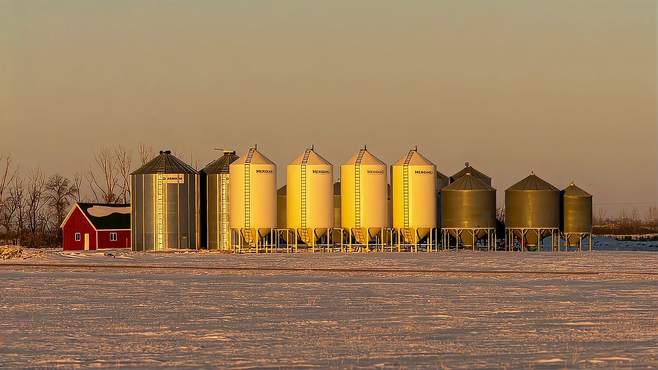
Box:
left=341, top=147, right=388, bottom=244
left=229, top=146, right=277, bottom=245
left=286, top=148, right=333, bottom=244
left=333, top=181, right=341, bottom=227
left=277, top=185, right=287, bottom=229
left=392, top=149, right=437, bottom=243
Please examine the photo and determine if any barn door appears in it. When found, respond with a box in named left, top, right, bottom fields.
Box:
left=84, top=234, right=90, bottom=251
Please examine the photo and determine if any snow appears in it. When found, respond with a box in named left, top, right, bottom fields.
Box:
left=1, top=250, right=657, bottom=368
left=87, top=205, right=131, bottom=218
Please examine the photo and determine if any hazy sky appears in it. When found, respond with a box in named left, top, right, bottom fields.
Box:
left=1, top=1, right=656, bottom=215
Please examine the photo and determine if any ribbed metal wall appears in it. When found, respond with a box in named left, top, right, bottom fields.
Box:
left=131, top=151, right=199, bottom=251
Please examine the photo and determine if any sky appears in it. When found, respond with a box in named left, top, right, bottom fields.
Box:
left=1, top=0, right=656, bottom=216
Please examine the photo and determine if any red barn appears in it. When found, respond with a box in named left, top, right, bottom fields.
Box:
left=60, top=203, right=131, bottom=251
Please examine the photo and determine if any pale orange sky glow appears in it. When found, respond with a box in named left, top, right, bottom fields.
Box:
left=1, top=1, right=656, bottom=215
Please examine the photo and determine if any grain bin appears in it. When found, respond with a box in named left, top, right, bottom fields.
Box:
left=131, top=150, right=200, bottom=251
left=561, top=183, right=593, bottom=247
left=391, top=148, right=437, bottom=243
left=341, top=147, right=388, bottom=245
left=286, top=147, right=333, bottom=244
left=441, top=173, right=496, bottom=247
left=333, top=181, right=341, bottom=228
left=229, top=146, right=277, bottom=246
left=201, top=150, right=239, bottom=250
left=436, top=170, right=449, bottom=230
left=450, top=162, right=491, bottom=186
left=277, top=185, right=287, bottom=229
left=436, top=171, right=449, bottom=190
left=505, top=173, right=560, bottom=248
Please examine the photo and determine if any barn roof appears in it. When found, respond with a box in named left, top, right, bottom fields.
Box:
left=61, top=203, right=131, bottom=230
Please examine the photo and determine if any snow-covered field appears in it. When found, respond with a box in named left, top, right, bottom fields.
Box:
left=1, top=244, right=657, bottom=368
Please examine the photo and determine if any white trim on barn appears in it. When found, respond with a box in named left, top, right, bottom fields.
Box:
left=60, top=204, right=96, bottom=231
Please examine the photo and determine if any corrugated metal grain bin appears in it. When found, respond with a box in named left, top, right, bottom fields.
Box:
left=442, top=173, right=496, bottom=247
left=505, top=173, right=560, bottom=247
left=131, top=150, right=200, bottom=251
left=201, top=151, right=239, bottom=250
left=561, top=183, right=593, bottom=246
left=391, top=148, right=437, bottom=243
left=450, top=162, right=491, bottom=186
left=340, top=147, right=388, bottom=244
left=286, top=147, right=333, bottom=244
left=229, top=146, right=277, bottom=245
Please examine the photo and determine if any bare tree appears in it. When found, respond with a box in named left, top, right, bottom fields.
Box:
left=8, top=175, right=25, bottom=245
left=619, top=209, right=628, bottom=226
left=594, top=208, right=607, bottom=226
left=138, top=143, right=154, bottom=166
left=631, top=207, right=640, bottom=224
left=25, top=169, right=47, bottom=247
left=0, top=194, right=16, bottom=240
left=0, top=154, right=16, bottom=202
left=646, top=206, right=657, bottom=228
left=188, top=152, right=201, bottom=171
left=87, top=147, right=119, bottom=203
left=114, top=146, right=132, bottom=203
left=72, top=173, right=83, bottom=202
left=0, top=155, right=17, bottom=237
left=46, top=174, right=77, bottom=245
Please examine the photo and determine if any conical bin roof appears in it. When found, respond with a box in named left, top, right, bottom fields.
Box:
left=232, top=148, right=275, bottom=166
left=507, top=173, right=558, bottom=192
left=289, top=149, right=331, bottom=166
left=450, top=162, right=491, bottom=185
left=436, top=171, right=449, bottom=190
left=443, top=173, right=495, bottom=191
left=393, top=149, right=435, bottom=167
left=202, top=151, right=239, bottom=174
left=562, top=183, right=592, bottom=198
left=131, top=150, right=197, bottom=175
left=343, top=149, right=385, bottom=166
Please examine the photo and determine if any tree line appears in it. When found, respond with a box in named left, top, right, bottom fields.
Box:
left=593, top=206, right=658, bottom=235
left=0, top=145, right=159, bottom=247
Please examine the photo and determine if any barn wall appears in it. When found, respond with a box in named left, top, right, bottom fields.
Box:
left=97, top=230, right=131, bottom=249
left=62, top=208, right=97, bottom=251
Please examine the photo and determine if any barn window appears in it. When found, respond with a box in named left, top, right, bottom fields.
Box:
left=110, top=232, right=117, bottom=241
left=75, top=233, right=81, bottom=241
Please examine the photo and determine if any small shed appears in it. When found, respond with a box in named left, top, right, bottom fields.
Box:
left=60, top=203, right=131, bottom=251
